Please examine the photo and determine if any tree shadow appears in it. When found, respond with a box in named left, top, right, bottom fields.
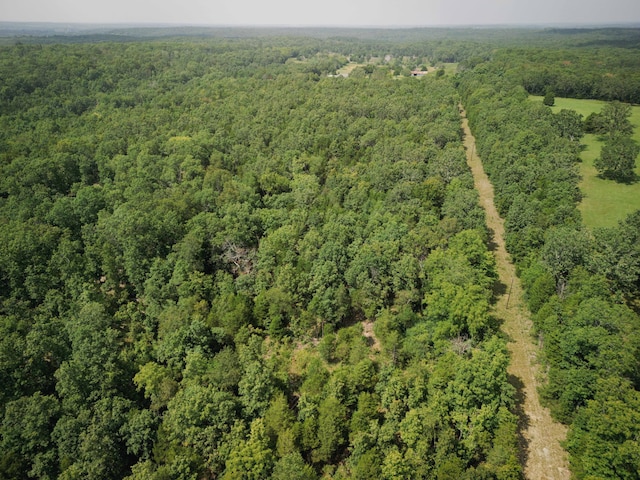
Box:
left=508, top=373, right=531, bottom=471
left=486, top=227, right=499, bottom=252
left=596, top=172, right=639, bottom=185
left=486, top=226, right=507, bottom=299
left=492, top=278, right=507, bottom=299
left=362, top=332, right=375, bottom=348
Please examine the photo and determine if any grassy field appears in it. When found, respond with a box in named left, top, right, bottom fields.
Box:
left=335, top=62, right=365, bottom=77
left=531, top=96, right=640, bottom=229
left=441, top=62, right=459, bottom=75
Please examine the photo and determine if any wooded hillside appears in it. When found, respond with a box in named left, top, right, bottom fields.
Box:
left=1, top=28, right=639, bottom=479
left=0, top=40, right=519, bottom=479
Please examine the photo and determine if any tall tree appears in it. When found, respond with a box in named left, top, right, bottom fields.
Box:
left=594, top=136, right=639, bottom=181
left=541, top=226, right=591, bottom=297
left=552, top=109, right=584, bottom=143
left=599, top=101, right=634, bottom=137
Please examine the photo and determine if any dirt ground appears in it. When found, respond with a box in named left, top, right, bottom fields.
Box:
left=460, top=107, right=571, bottom=479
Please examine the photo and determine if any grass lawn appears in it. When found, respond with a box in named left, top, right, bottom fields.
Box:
left=335, top=62, right=365, bottom=77
left=531, top=96, right=640, bottom=229
left=442, top=62, right=459, bottom=75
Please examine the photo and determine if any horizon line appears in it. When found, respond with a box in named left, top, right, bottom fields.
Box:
left=2, top=20, right=640, bottom=29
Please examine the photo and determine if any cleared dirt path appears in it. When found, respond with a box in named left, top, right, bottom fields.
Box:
left=460, top=106, right=571, bottom=479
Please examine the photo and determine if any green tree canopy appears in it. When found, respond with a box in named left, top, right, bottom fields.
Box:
left=594, top=135, right=639, bottom=182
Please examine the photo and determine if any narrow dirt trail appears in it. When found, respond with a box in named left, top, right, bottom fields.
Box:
left=459, top=107, right=571, bottom=479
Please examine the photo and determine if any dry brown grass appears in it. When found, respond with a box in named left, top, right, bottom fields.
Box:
left=460, top=106, right=571, bottom=480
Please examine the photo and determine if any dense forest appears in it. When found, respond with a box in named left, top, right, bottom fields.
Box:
left=0, top=27, right=639, bottom=479
left=0, top=39, right=520, bottom=479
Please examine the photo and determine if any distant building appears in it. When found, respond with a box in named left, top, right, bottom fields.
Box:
left=411, top=70, right=428, bottom=77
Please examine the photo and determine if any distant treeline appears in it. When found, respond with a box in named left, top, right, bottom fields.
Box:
left=494, top=47, right=640, bottom=103
left=5, top=24, right=640, bottom=102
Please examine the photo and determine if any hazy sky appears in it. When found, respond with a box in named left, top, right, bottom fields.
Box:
left=2, top=0, right=640, bottom=26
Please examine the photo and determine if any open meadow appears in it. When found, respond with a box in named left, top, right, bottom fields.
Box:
left=532, top=96, right=640, bottom=228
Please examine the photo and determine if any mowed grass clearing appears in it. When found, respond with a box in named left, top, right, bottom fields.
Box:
left=531, top=96, right=640, bottom=229
left=335, top=62, right=366, bottom=77
left=441, top=62, right=459, bottom=75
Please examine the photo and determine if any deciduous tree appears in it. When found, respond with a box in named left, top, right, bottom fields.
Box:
left=594, top=135, right=639, bottom=181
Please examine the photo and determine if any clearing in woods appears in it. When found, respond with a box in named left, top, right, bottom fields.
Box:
left=530, top=95, right=640, bottom=229
left=460, top=106, right=571, bottom=480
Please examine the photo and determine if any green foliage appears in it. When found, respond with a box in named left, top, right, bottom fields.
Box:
left=590, top=211, right=640, bottom=300
left=314, top=395, right=349, bottom=463
left=0, top=36, right=519, bottom=479
left=600, top=101, right=634, bottom=137
left=594, top=135, right=639, bottom=181
left=460, top=61, right=640, bottom=478
left=133, top=362, right=178, bottom=411
left=507, top=46, right=640, bottom=103
left=536, top=96, right=640, bottom=229
left=584, top=111, right=607, bottom=134
left=552, top=109, right=584, bottom=143
left=566, top=378, right=640, bottom=479
left=272, top=452, right=318, bottom=480
left=543, top=90, right=555, bottom=106
left=53, top=396, right=134, bottom=479
left=1, top=393, right=60, bottom=479
left=223, top=419, right=274, bottom=480
left=520, top=260, right=556, bottom=314
left=540, top=226, right=591, bottom=296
